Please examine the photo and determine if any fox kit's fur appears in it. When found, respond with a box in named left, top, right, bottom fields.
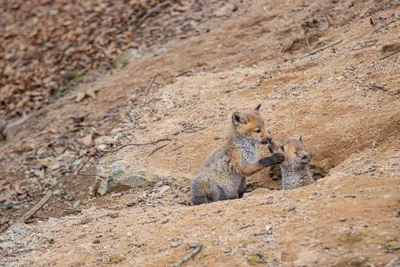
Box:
left=268, top=136, right=314, bottom=190
left=191, top=105, right=284, bottom=205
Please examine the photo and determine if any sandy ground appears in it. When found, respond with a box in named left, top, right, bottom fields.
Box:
left=1, top=0, right=400, bottom=266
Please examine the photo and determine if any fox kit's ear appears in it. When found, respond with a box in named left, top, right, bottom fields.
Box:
left=298, top=135, right=303, bottom=143
left=255, top=104, right=261, bottom=111
left=232, top=112, right=247, bottom=125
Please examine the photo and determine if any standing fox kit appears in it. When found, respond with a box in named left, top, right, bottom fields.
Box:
left=268, top=136, right=315, bottom=190
left=191, top=105, right=284, bottom=205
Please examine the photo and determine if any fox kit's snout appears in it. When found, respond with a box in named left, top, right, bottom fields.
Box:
left=268, top=136, right=314, bottom=190
left=191, top=104, right=284, bottom=205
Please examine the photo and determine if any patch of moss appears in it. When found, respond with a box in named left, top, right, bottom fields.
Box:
left=110, top=255, right=125, bottom=264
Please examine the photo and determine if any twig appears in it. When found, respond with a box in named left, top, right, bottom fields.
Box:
left=38, top=117, right=56, bottom=132
left=380, top=49, right=400, bottom=60
left=239, top=224, right=255, bottom=230
left=148, top=144, right=169, bottom=156
left=172, top=244, right=203, bottom=267
left=19, top=191, right=53, bottom=223
left=299, top=39, right=342, bottom=59
left=52, top=204, right=81, bottom=213
left=105, top=138, right=172, bottom=153
left=175, top=70, right=193, bottom=77
left=145, top=75, right=158, bottom=96
left=77, top=173, right=108, bottom=180
left=385, top=257, right=399, bottom=267
left=169, top=145, right=184, bottom=153
left=74, top=154, right=94, bottom=176
left=137, top=1, right=172, bottom=27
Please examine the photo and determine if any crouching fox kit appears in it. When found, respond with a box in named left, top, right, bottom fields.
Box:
left=191, top=105, right=284, bottom=205
left=268, top=136, right=315, bottom=190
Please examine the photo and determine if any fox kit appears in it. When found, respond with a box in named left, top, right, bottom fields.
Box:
left=268, top=136, right=315, bottom=190
left=191, top=105, right=284, bottom=205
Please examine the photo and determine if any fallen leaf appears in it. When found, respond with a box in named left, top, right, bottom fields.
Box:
left=37, top=142, right=51, bottom=155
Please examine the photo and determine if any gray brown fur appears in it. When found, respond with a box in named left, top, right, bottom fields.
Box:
left=191, top=106, right=284, bottom=205
left=268, top=136, right=315, bottom=190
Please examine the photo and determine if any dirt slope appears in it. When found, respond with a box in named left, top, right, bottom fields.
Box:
left=1, top=0, right=400, bottom=266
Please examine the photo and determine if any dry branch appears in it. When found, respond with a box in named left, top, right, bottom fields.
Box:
left=380, top=49, right=400, bottom=60
left=105, top=138, right=172, bottom=153
left=172, top=244, right=203, bottom=267
left=137, top=1, right=172, bottom=26
left=299, top=39, right=342, bottom=59
left=145, top=75, right=158, bottom=96
left=52, top=204, right=81, bottom=213
left=19, top=191, right=53, bottom=223
left=148, top=144, right=169, bottom=156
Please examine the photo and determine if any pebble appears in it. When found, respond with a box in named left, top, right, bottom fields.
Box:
left=223, top=247, right=232, bottom=253
left=92, top=239, right=101, bottom=244
left=388, top=87, right=400, bottom=95
left=339, top=217, right=347, bottom=222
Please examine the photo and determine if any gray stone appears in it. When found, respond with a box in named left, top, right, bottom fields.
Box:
left=3, top=115, right=31, bottom=140
left=113, top=49, right=139, bottom=69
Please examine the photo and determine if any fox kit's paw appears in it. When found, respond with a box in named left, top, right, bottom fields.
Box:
left=258, top=153, right=285, bottom=167
left=272, top=153, right=285, bottom=164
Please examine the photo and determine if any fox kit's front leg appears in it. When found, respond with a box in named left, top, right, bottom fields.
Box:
left=231, top=150, right=284, bottom=176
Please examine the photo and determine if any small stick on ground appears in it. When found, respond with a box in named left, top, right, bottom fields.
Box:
left=19, top=191, right=53, bottom=223
left=148, top=144, right=169, bottom=156
left=145, top=75, right=158, bottom=96
left=380, top=49, right=400, bottom=60
left=299, top=39, right=342, bottom=59
left=77, top=173, right=108, bottom=180
left=137, top=1, right=172, bottom=27
left=169, top=145, right=184, bottom=153
left=172, top=244, right=203, bottom=267
left=38, top=117, right=56, bottom=132
left=52, top=204, right=81, bottom=213
left=74, top=154, right=94, bottom=176
left=175, top=70, right=193, bottom=77
left=105, top=138, right=172, bottom=153
left=385, top=257, right=399, bottom=267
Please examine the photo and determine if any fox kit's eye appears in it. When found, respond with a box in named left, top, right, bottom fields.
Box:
left=280, top=146, right=285, bottom=152
left=255, top=129, right=261, bottom=133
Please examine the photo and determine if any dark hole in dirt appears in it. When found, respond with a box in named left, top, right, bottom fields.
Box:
left=246, top=164, right=329, bottom=192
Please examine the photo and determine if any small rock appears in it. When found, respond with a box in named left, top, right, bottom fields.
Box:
left=126, top=231, right=132, bottom=237
left=111, top=192, right=122, bottom=198
left=265, top=237, right=274, bottom=243
left=350, top=256, right=366, bottom=266
left=51, top=163, right=61, bottom=171
left=248, top=254, right=264, bottom=265
left=339, top=217, right=347, bottom=222
left=79, top=217, right=93, bottom=225
left=159, top=185, right=171, bottom=195
left=223, top=247, right=232, bottom=253
left=3, top=115, right=31, bottom=140
left=160, top=219, right=169, bottom=224
left=73, top=200, right=81, bottom=209
left=113, top=49, right=138, bottom=68
left=92, top=239, right=101, bottom=244
left=265, top=225, right=272, bottom=234
left=388, top=88, right=400, bottom=95
left=171, top=241, right=181, bottom=248
left=75, top=92, right=86, bottom=102
left=344, top=194, right=356, bottom=198
left=81, top=134, right=93, bottom=146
